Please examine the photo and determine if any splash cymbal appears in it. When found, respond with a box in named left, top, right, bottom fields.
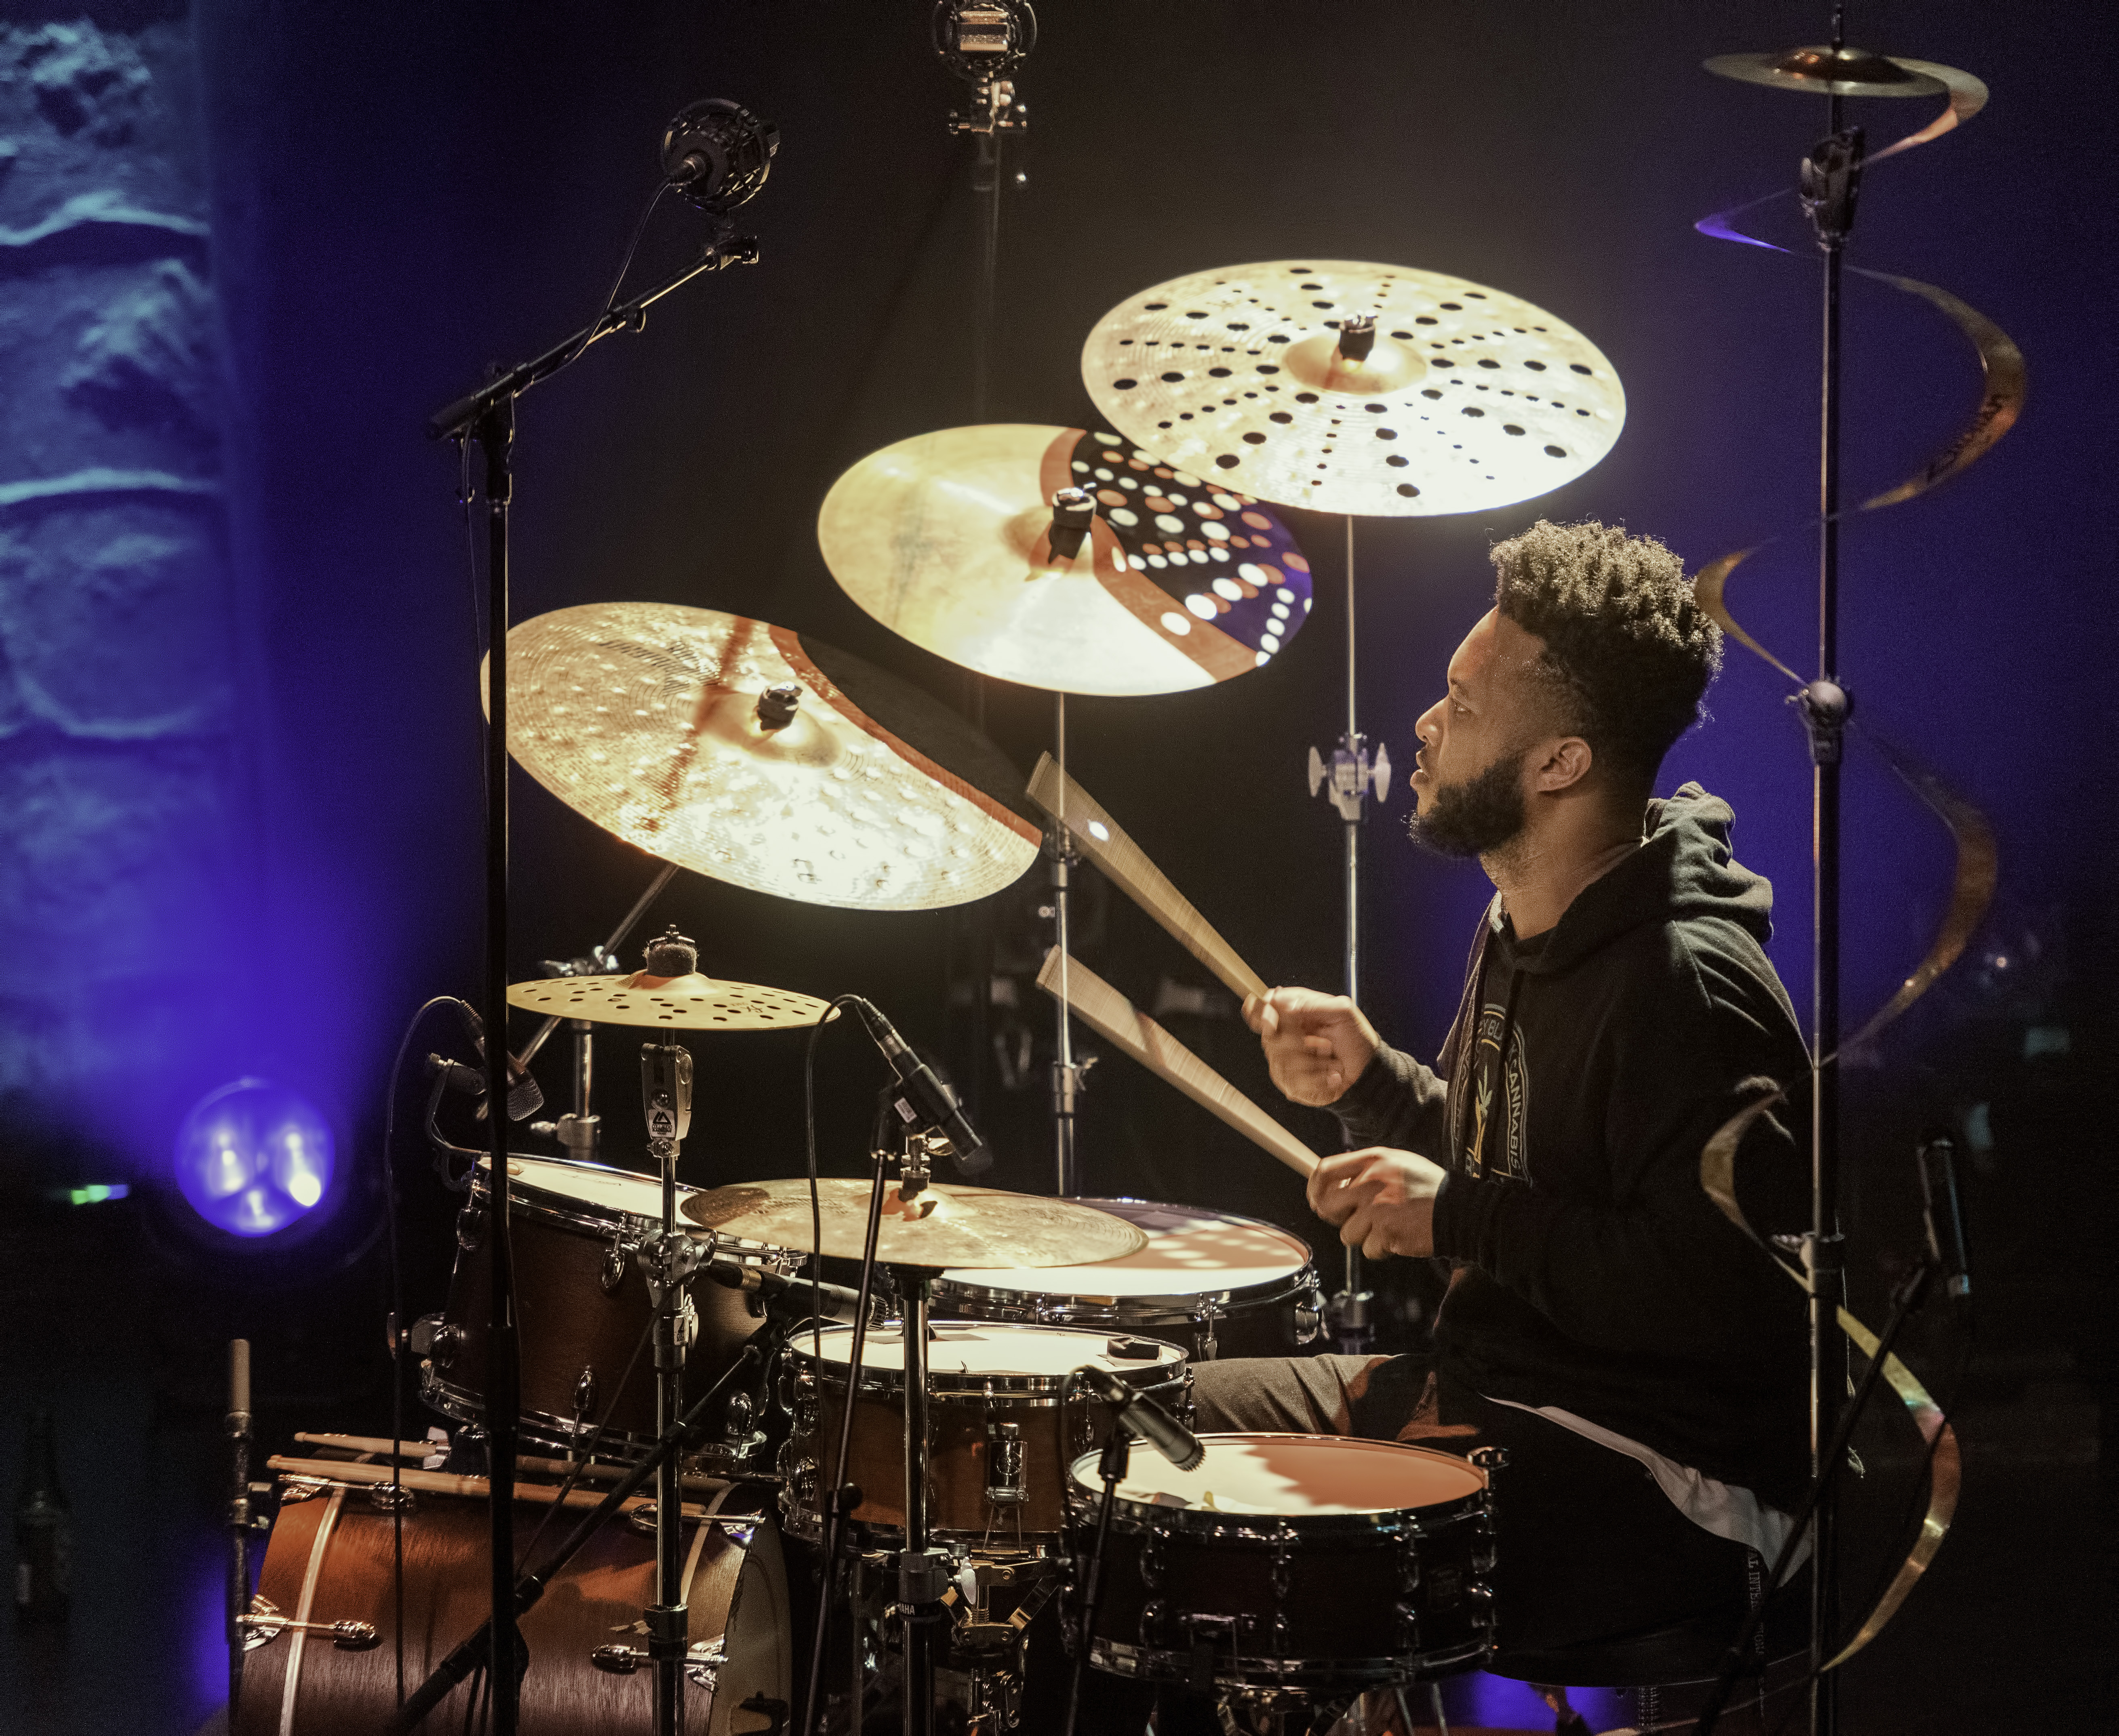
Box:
left=817, top=424, right=1312, bottom=694
left=1081, top=260, right=1625, bottom=518
left=498, top=603, right=1040, bottom=911
left=506, top=969, right=831, bottom=1031
left=681, top=1176, right=1150, bottom=1269
left=1704, top=46, right=1953, bottom=99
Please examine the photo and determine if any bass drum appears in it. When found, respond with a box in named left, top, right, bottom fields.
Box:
left=934, top=1198, right=1324, bottom=1361
left=235, top=1481, right=789, bottom=1736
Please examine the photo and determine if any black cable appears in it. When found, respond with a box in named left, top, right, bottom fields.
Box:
left=552, top=180, right=675, bottom=375
left=381, top=995, right=463, bottom=1708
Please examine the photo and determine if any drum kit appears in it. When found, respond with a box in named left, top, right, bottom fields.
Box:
left=227, top=40, right=1657, bottom=1717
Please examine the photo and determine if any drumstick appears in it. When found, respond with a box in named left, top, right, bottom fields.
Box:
left=266, top=1454, right=718, bottom=1520
left=1027, top=753, right=1268, bottom=1001
left=291, top=1434, right=729, bottom=1495
left=1035, top=947, right=1317, bottom=1178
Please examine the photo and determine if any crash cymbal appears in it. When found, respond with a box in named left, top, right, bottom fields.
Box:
left=681, top=1177, right=1149, bottom=1269
left=498, top=603, right=1040, bottom=911
left=1704, top=46, right=1952, bottom=99
left=817, top=424, right=1312, bottom=695
left=1081, top=260, right=1625, bottom=518
left=506, top=970, right=831, bottom=1031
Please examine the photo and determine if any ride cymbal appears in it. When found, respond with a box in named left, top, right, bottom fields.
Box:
left=818, top=424, right=1312, bottom=694
left=1703, top=46, right=1952, bottom=99
left=681, top=1177, right=1148, bottom=1269
left=497, top=603, right=1040, bottom=911
left=1081, top=260, right=1624, bottom=518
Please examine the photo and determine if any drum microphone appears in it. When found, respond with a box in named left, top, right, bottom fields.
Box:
left=1917, top=1132, right=1972, bottom=1302
left=660, top=98, right=779, bottom=213
left=446, top=1005, right=545, bottom=1122
left=706, top=1258, right=874, bottom=1324
left=1071, top=1364, right=1204, bottom=1471
left=853, top=1000, right=994, bottom=1176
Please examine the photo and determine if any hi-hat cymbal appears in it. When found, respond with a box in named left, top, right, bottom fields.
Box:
left=817, top=424, right=1312, bottom=695
left=497, top=603, right=1040, bottom=911
left=506, top=969, right=831, bottom=1031
left=1081, top=260, right=1625, bottom=518
left=681, top=1177, right=1149, bottom=1269
left=1704, top=46, right=1952, bottom=98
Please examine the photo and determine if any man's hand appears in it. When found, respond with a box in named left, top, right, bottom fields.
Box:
left=1305, top=1147, right=1447, bottom=1259
left=1242, top=987, right=1382, bottom=1107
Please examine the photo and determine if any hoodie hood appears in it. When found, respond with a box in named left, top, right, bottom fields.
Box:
left=1501, top=782, right=1775, bottom=976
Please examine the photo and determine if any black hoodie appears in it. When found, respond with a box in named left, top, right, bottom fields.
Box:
left=1333, top=784, right=1812, bottom=1509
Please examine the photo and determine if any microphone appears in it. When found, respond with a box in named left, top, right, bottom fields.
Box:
left=455, top=1005, right=545, bottom=1122
left=1918, top=1133, right=1972, bottom=1301
left=705, top=1258, right=874, bottom=1324
left=659, top=98, right=779, bottom=213
left=854, top=1001, right=993, bottom=1176
left=1071, top=1364, right=1203, bottom=1471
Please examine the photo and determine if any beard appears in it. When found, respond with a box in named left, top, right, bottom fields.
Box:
left=1406, top=747, right=1530, bottom=859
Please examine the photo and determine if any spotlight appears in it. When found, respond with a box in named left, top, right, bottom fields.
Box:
left=173, top=1079, right=335, bottom=1238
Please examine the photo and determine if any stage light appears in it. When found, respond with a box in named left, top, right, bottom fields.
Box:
left=173, top=1079, right=335, bottom=1238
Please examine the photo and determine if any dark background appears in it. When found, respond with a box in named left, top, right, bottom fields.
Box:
left=0, top=2, right=2111, bottom=1730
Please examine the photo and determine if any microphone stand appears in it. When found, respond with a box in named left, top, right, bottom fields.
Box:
left=1060, top=1410, right=1131, bottom=1736
left=426, top=212, right=758, bottom=1736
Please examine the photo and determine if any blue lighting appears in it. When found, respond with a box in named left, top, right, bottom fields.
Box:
left=173, top=1078, right=335, bottom=1237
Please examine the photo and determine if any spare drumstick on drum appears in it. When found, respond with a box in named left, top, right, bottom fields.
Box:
left=1035, top=948, right=1316, bottom=1178
left=1027, top=754, right=1267, bottom=1002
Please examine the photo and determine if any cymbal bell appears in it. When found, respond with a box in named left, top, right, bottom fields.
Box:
left=1081, top=261, right=1624, bottom=518
left=681, top=1176, right=1149, bottom=1269
left=496, top=603, right=1040, bottom=911
left=1704, top=46, right=1951, bottom=98
left=818, top=424, right=1312, bottom=695
left=506, top=968, right=832, bottom=1031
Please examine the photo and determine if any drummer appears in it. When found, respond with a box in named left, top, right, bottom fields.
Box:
left=1206, top=519, right=1811, bottom=1654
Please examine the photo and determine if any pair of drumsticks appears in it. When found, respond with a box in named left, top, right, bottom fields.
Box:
left=1025, top=755, right=1320, bottom=1181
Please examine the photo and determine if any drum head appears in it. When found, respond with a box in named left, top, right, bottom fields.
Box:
left=940, top=1198, right=1309, bottom=1297
left=477, top=1152, right=674, bottom=1218
left=1081, top=1432, right=1486, bottom=1515
left=803, top=1321, right=1185, bottom=1382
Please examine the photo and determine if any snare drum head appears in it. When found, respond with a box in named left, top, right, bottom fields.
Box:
left=477, top=1152, right=676, bottom=1218
left=941, top=1197, right=1310, bottom=1297
left=1080, top=1432, right=1486, bottom=1515
left=801, top=1321, right=1185, bottom=1382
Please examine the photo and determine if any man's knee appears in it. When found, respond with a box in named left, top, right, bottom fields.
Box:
left=1189, top=1354, right=1378, bottom=1434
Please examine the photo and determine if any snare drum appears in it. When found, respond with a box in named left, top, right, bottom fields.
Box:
left=236, top=1477, right=788, bottom=1736
left=778, top=1322, right=1189, bottom=1553
left=934, top=1199, right=1324, bottom=1360
left=1067, top=1433, right=1495, bottom=1700
left=419, top=1155, right=800, bottom=1465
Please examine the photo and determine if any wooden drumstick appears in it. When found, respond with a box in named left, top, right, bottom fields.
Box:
left=266, top=1454, right=719, bottom=1520
left=1027, top=753, right=1268, bottom=1002
left=1035, top=947, right=1317, bottom=1178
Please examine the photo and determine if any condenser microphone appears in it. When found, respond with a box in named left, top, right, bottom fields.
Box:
left=455, top=1004, right=545, bottom=1122
left=1071, top=1364, right=1204, bottom=1471
left=854, top=1001, right=994, bottom=1176
left=660, top=98, right=779, bottom=213
left=706, top=1259, right=874, bottom=1324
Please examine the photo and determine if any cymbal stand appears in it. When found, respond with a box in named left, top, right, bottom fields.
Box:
left=519, top=861, right=681, bottom=1162
left=428, top=206, right=758, bottom=1736
left=640, top=1035, right=702, bottom=1736
left=1309, top=515, right=1390, bottom=1351
left=1047, top=692, right=1086, bottom=1194
left=1060, top=1410, right=1130, bottom=1736
left=893, top=1246, right=949, bottom=1736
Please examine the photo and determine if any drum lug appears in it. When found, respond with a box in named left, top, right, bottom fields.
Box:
left=408, top=1313, right=461, bottom=1368
left=240, top=1596, right=381, bottom=1652
left=591, top=1642, right=641, bottom=1674
left=1270, top=1544, right=1292, bottom=1601
left=571, top=1366, right=597, bottom=1433
left=1467, top=1579, right=1499, bottom=1640
left=600, top=1231, right=636, bottom=1294
left=1398, top=1535, right=1422, bottom=1594
left=1138, top=1530, right=1165, bottom=1591
left=1393, top=1599, right=1422, bottom=1655
left=455, top=1200, right=485, bottom=1251
left=1137, top=1596, right=1165, bottom=1648
left=1293, top=1281, right=1325, bottom=1347
left=684, top=1635, right=726, bottom=1693
left=278, top=1476, right=329, bottom=1505
left=366, top=1481, right=415, bottom=1516
left=1199, top=1311, right=1218, bottom=1360
left=986, top=1421, right=1027, bottom=1505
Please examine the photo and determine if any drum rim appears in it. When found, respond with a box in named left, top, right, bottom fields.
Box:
left=1087, top=1634, right=1492, bottom=1695
left=785, top=1320, right=1189, bottom=1400
left=1066, top=1431, right=1492, bottom=1536
left=468, top=1154, right=793, bottom=1262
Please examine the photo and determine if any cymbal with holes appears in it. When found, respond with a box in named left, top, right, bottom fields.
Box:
left=506, top=969, right=832, bottom=1031
left=817, top=423, right=1312, bottom=694
left=681, top=1176, right=1150, bottom=1269
left=1081, top=260, right=1626, bottom=518
left=497, top=602, right=1041, bottom=911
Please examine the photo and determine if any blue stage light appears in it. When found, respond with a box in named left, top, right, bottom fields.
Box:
left=173, top=1079, right=335, bottom=1237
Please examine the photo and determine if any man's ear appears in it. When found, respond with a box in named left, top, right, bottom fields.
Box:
left=1531, top=736, right=1594, bottom=795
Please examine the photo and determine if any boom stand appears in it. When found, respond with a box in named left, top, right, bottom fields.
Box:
left=1310, top=516, right=1390, bottom=1351
left=428, top=218, right=757, bottom=1735
left=1050, top=691, right=1084, bottom=1195
left=893, top=1257, right=950, bottom=1736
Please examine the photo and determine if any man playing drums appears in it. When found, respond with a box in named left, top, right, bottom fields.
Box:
left=1205, top=519, right=1811, bottom=1655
